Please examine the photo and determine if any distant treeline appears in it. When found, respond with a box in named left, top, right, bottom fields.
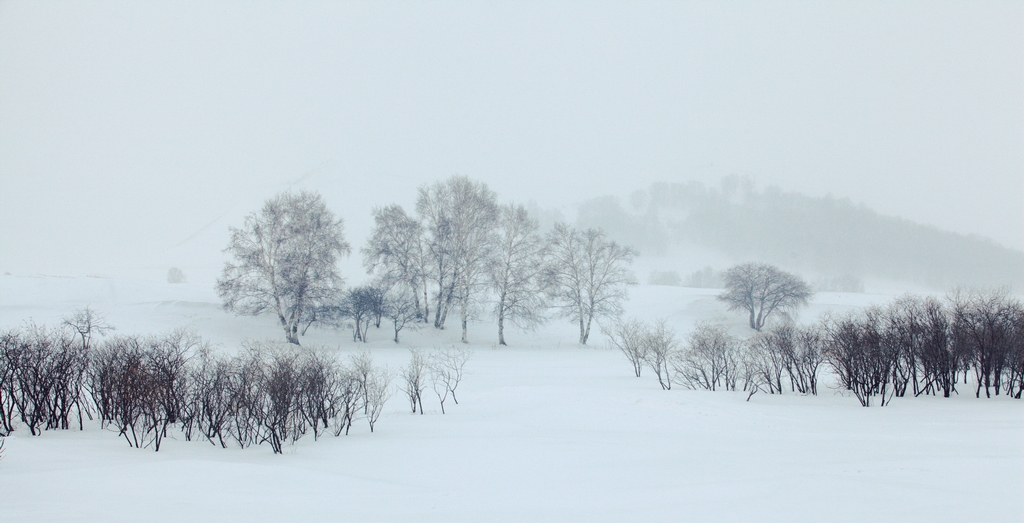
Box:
left=577, top=176, right=1024, bottom=289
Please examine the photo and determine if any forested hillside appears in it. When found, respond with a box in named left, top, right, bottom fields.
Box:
left=577, top=177, right=1024, bottom=289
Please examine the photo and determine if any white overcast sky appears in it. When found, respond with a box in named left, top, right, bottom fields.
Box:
left=1, top=1, right=1021, bottom=280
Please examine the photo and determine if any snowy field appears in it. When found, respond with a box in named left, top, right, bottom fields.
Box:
left=0, top=274, right=1021, bottom=522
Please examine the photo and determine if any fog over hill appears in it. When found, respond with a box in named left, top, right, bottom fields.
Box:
left=577, top=177, right=1024, bottom=290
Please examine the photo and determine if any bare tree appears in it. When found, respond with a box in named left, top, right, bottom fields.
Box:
left=217, top=191, right=351, bottom=344
left=672, top=322, right=739, bottom=391
left=349, top=351, right=375, bottom=414
left=490, top=203, right=548, bottom=346
left=343, top=286, right=379, bottom=343
left=416, top=176, right=499, bottom=342
left=295, top=348, right=341, bottom=441
left=608, top=319, right=648, bottom=377
left=788, top=325, right=825, bottom=395
left=364, top=367, right=392, bottom=432
left=948, top=287, right=1018, bottom=398
left=429, top=348, right=471, bottom=414
left=917, top=297, right=959, bottom=398
left=401, top=349, right=428, bottom=414
left=718, top=263, right=812, bottom=331
left=746, top=326, right=790, bottom=395
left=384, top=287, right=419, bottom=343
left=0, top=331, right=21, bottom=435
left=544, top=224, right=637, bottom=345
left=1005, top=307, right=1024, bottom=398
left=642, top=320, right=677, bottom=390
left=190, top=346, right=234, bottom=447
left=822, top=309, right=897, bottom=407
left=363, top=204, right=429, bottom=321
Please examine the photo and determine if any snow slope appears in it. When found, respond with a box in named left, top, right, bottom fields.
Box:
left=0, top=275, right=1020, bottom=522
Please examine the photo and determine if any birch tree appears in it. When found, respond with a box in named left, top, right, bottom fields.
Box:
left=217, top=191, right=350, bottom=344
left=362, top=204, right=428, bottom=321
left=416, top=176, right=498, bottom=342
left=489, top=203, right=547, bottom=345
left=544, top=224, right=637, bottom=345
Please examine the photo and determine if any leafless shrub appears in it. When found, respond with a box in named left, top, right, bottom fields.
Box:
left=332, top=370, right=362, bottom=437
left=88, top=331, right=199, bottom=450
left=401, top=349, right=428, bottom=414
left=949, top=288, right=1019, bottom=398
left=261, top=346, right=306, bottom=453
left=190, top=347, right=234, bottom=447
left=350, top=351, right=374, bottom=413
left=642, top=320, right=677, bottom=390
left=63, top=307, right=113, bottom=429
left=787, top=325, right=825, bottom=395
left=295, top=349, right=336, bottom=441
left=0, top=331, right=19, bottom=435
left=225, top=347, right=264, bottom=448
left=1005, top=309, right=1024, bottom=399
left=746, top=326, right=790, bottom=395
left=673, top=322, right=740, bottom=391
left=8, top=324, right=85, bottom=435
left=384, top=287, right=420, bottom=343
left=364, top=367, right=393, bottom=432
left=429, top=348, right=471, bottom=414
left=608, top=319, right=648, bottom=378
left=822, top=309, right=898, bottom=407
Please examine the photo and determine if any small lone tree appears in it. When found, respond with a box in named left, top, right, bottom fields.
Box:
left=217, top=191, right=351, bottom=344
left=718, top=262, right=812, bottom=331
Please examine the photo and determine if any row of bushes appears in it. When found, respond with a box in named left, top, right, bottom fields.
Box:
left=0, top=310, right=472, bottom=453
left=614, top=289, right=1024, bottom=406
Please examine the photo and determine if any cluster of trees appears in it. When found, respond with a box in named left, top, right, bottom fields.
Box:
left=0, top=308, right=110, bottom=436
left=220, top=177, right=638, bottom=347
left=367, top=177, right=638, bottom=346
left=615, top=288, right=1024, bottom=406
left=0, top=310, right=411, bottom=453
left=823, top=289, right=1024, bottom=405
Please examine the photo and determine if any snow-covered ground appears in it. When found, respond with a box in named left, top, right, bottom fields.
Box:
left=0, top=274, right=1020, bottom=522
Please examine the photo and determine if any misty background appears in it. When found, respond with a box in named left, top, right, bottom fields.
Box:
left=1, top=1, right=1021, bottom=290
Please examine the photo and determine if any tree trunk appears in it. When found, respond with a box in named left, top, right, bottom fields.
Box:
left=422, top=280, right=431, bottom=323
left=582, top=315, right=593, bottom=345
left=411, top=286, right=422, bottom=320
left=497, top=292, right=507, bottom=346
left=461, top=301, right=469, bottom=343
left=281, top=317, right=300, bottom=345
left=433, top=283, right=445, bottom=328
left=498, top=309, right=506, bottom=346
